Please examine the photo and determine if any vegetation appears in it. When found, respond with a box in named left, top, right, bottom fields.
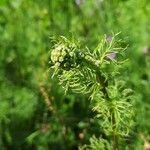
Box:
left=0, top=0, right=149, bottom=149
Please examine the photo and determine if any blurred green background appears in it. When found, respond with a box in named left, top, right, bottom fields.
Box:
left=0, top=0, right=149, bottom=149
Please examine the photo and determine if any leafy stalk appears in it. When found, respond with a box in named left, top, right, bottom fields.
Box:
left=49, top=34, right=134, bottom=149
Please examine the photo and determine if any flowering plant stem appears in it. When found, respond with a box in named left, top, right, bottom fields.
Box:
left=95, top=66, right=118, bottom=150
left=49, top=35, right=134, bottom=149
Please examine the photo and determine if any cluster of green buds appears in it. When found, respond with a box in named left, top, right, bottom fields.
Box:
left=50, top=39, right=82, bottom=70
left=50, top=38, right=109, bottom=72
left=50, top=36, right=118, bottom=72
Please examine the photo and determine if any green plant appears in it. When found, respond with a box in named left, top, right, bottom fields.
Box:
left=49, top=34, right=134, bottom=149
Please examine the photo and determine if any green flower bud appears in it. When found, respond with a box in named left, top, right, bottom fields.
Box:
left=70, top=52, right=74, bottom=57
left=62, top=51, right=67, bottom=56
left=59, top=56, right=64, bottom=62
left=55, top=62, right=60, bottom=67
left=50, top=38, right=87, bottom=71
left=51, top=43, right=78, bottom=70
left=51, top=44, right=67, bottom=64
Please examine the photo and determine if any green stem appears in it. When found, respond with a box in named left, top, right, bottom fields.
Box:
left=96, top=71, right=118, bottom=149
left=111, top=108, right=118, bottom=150
left=84, top=57, right=118, bottom=149
left=98, top=77, right=118, bottom=149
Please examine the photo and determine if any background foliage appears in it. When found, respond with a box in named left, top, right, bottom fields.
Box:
left=0, top=0, right=149, bottom=149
